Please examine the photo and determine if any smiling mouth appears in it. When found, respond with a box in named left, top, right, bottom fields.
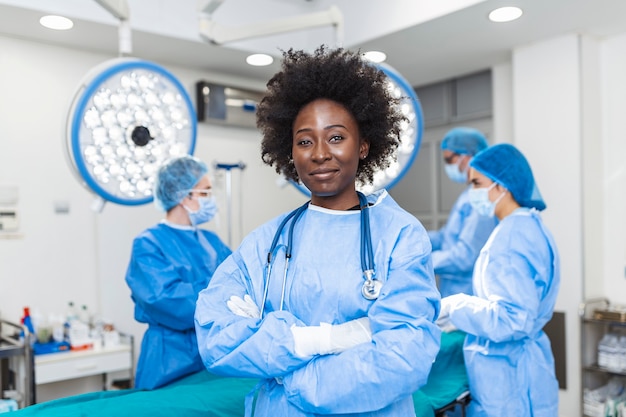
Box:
left=309, top=169, right=338, bottom=180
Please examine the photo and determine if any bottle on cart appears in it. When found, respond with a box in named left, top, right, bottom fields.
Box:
left=79, top=304, right=91, bottom=328
left=65, top=301, right=78, bottom=323
left=20, top=307, right=35, bottom=346
left=64, top=301, right=78, bottom=341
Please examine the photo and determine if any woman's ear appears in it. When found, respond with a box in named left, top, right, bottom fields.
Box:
left=359, top=139, right=370, bottom=160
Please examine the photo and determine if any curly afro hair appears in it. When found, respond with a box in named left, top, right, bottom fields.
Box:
left=257, top=46, right=404, bottom=185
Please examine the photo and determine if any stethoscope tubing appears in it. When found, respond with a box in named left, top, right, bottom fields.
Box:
left=260, top=201, right=308, bottom=317
left=260, top=192, right=377, bottom=317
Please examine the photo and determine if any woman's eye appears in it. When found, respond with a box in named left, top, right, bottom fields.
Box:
left=329, top=135, right=343, bottom=142
left=296, top=138, right=311, bottom=146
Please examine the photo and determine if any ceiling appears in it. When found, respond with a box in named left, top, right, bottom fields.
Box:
left=1, top=0, right=626, bottom=87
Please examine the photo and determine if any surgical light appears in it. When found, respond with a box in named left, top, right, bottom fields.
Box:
left=488, top=6, right=523, bottom=23
left=291, top=63, right=423, bottom=196
left=65, top=58, right=197, bottom=210
left=40, top=15, right=74, bottom=30
left=246, top=53, right=274, bottom=66
left=363, top=51, right=387, bottom=63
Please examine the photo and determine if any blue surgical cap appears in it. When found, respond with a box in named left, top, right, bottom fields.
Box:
left=441, top=127, right=488, bottom=156
left=469, top=143, right=546, bottom=211
left=154, top=155, right=208, bottom=211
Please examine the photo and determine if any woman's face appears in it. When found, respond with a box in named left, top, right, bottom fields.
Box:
left=468, top=168, right=493, bottom=192
left=181, top=175, right=212, bottom=211
left=292, top=99, right=369, bottom=209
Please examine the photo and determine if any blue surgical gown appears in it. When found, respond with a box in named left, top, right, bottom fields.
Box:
left=446, top=208, right=560, bottom=417
left=125, top=222, right=231, bottom=389
left=428, top=187, right=497, bottom=297
left=195, top=190, right=441, bottom=416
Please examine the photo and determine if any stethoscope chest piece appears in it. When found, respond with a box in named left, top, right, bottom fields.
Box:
left=362, top=278, right=382, bottom=300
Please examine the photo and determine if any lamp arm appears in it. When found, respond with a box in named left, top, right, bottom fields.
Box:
left=199, top=5, right=344, bottom=47
left=94, top=0, right=129, bottom=20
left=94, top=0, right=132, bottom=55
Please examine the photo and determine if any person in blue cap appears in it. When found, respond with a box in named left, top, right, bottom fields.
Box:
left=125, top=155, right=232, bottom=389
left=429, top=127, right=497, bottom=297
left=437, top=143, right=560, bottom=416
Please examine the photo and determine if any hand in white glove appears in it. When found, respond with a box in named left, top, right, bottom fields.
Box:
left=436, top=316, right=458, bottom=333
left=438, top=296, right=453, bottom=320
left=436, top=295, right=458, bottom=333
left=291, top=317, right=372, bottom=358
left=227, top=295, right=260, bottom=319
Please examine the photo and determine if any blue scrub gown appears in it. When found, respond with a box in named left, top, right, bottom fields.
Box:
left=428, top=187, right=497, bottom=297
left=195, top=190, right=441, bottom=417
left=446, top=208, right=560, bottom=417
left=125, top=222, right=231, bottom=389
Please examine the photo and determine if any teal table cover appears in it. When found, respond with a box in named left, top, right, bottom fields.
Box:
left=11, top=332, right=467, bottom=416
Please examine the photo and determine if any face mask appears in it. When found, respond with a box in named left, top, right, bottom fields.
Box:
left=444, top=159, right=467, bottom=184
left=468, top=183, right=506, bottom=217
left=183, top=196, right=217, bottom=227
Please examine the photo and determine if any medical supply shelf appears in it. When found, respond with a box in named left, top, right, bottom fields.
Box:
left=580, top=298, right=626, bottom=417
left=0, top=319, right=35, bottom=408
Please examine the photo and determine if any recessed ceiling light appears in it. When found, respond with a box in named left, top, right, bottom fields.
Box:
left=40, top=15, right=74, bottom=30
left=488, top=6, right=523, bottom=23
left=246, top=54, right=273, bottom=66
left=363, top=51, right=387, bottom=63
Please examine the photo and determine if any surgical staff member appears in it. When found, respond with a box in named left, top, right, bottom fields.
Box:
left=437, top=143, right=560, bottom=417
left=195, top=46, right=440, bottom=417
left=429, top=127, right=497, bottom=297
left=125, top=155, right=231, bottom=389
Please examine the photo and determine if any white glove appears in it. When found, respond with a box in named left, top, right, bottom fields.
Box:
left=291, top=317, right=372, bottom=358
left=436, top=315, right=458, bottom=333
left=325, top=317, right=372, bottom=354
left=436, top=296, right=457, bottom=333
left=227, top=295, right=260, bottom=319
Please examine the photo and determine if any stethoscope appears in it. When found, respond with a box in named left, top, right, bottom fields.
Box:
left=259, top=191, right=381, bottom=317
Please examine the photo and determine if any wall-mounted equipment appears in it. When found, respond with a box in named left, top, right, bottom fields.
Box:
left=65, top=58, right=197, bottom=211
left=0, top=211, right=19, bottom=232
left=0, top=185, right=19, bottom=232
left=199, top=2, right=344, bottom=47
left=195, top=81, right=263, bottom=129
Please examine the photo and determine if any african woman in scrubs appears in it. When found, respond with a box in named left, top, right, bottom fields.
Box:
left=437, top=143, right=560, bottom=416
left=195, top=46, right=441, bottom=416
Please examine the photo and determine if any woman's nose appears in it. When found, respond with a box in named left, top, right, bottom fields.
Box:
left=311, top=141, right=331, bottom=161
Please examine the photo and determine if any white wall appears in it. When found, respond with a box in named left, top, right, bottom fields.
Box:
left=512, top=34, right=584, bottom=417
left=600, top=33, right=626, bottom=301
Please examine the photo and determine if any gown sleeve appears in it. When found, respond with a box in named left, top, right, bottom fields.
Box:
left=431, top=202, right=495, bottom=275
left=126, top=233, right=201, bottom=331
left=195, top=235, right=315, bottom=379
left=428, top=227, right=443, bottom=250
left=281, top=224, right=441, bottom=414
left=447, top=218, right=546, bottom=342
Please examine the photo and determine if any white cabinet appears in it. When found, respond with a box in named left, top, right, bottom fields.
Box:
left=580, top=298, right=626, bottom=417
left=35, top=344, right=131, bottom=385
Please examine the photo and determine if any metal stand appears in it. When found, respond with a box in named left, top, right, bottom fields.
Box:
left=214, top=162, right=246, bottom=247
left=0, top=320, right=34, bottom=408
